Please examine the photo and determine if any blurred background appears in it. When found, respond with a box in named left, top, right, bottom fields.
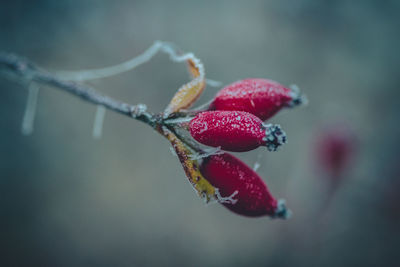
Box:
left=1, top=0, right=399, bottom=266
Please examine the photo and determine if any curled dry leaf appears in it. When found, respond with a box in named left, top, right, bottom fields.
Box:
left=164, top=57, right=206, bottom=117
left=162, top=127, right=216, bottom=203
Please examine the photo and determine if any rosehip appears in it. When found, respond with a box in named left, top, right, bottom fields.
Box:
left=200, top=153, right=289, bottom=218
left=189, top=111, right=286, bottom=152
left=316, top=124, right=356, bottom=178
left=210, top=78, right=305, bottom=121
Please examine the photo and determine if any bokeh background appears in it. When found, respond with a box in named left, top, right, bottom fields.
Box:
left=1, top=0, right=399, bottom=266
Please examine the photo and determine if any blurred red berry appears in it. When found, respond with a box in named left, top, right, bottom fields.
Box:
left=189, top=111, right=286, bottom=152
left=201, top=153, right=289, bottom=218
left=210, top=78, right=305, bottom=121
left=316, top=124, right=356, bottom=179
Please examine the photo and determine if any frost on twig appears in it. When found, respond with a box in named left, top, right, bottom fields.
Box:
left=130, top=103, right=148, bottom=118
left=55, top=40, right=221, bottom=87
left=21, top=82, right=40, bottom=135
left=55, top=41, right=163, bottom=81
left=53, top=40, right=222, bottom=120
left=92, top=105, right=106, bottom=139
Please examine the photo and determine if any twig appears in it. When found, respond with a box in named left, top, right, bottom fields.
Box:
left=0, top=52, right=156, bottom=127
left=0, top=52, right=205, bottom=150
left=54, top=40, right=222, bottom=87
left=55, top=41, right=164, bottom=81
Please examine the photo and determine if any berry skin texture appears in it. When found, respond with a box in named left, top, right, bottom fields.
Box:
left=211, top=78, right=303, bottom=121
left=200, top=153, right=289, bottom=218
left=189, top=111, right=286, bottom=152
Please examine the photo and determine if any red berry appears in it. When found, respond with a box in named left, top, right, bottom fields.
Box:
left=189, top=111, right=286, bottom=152
left=210, top=78, right=304, bottom=121
left=316, top=124, right=356, bottom=179
left=200, top=153, right=289, bottom=218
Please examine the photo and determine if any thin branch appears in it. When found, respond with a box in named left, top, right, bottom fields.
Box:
left=55, top=41, right=164, bottom=81
left=54, top=40, right=222, bottom=87
left=0, top=52, right=156, bottom=127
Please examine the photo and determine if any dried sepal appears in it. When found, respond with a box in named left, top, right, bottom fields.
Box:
left=162, top=127, right=216, bottom=203
left=164, top=56, right=206, bottom=117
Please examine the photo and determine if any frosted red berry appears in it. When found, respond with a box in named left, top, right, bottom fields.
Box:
left=189, top=111, right=286, bottom=152
left=200, top=153, right=289, bottom=218
left=210, top=78, right=304, bottom=121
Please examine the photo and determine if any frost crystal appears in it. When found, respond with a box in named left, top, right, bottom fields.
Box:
left=131, top=103, right=148, bottom=118
left=55, top=40, right=220, bottom=85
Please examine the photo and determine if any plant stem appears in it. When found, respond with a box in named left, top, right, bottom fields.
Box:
left=0, top=52, right=155, bottom=127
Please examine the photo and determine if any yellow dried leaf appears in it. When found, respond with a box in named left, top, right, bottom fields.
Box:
left=164, top=57, right=205, bottom=117
left=162, top=127, right=216, bottom=203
